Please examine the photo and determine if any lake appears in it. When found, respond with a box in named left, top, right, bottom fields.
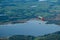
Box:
left=0, top=20, right=60, bottom=38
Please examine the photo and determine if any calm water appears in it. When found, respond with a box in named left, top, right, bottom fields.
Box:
left=0, top=20, right=60, bottom=38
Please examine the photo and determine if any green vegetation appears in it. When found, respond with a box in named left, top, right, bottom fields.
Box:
left=0, top=31, right=60, bottom=40
left=9, top=35, right=35, bottom=40
left=8, top=31, right=60, bottom=40
left=35, top=31, right=60, bottom=40
left=0, top=0, right=60, bottom=25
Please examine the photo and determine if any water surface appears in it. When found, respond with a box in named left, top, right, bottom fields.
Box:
left=0, top=20, right=60, bottom=38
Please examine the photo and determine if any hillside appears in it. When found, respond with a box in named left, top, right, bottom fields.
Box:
left=0, top=0, right=60, bottom=25
left=35, top=31, right=60, bottom=40
left=0, top=31, right=60, bottom=40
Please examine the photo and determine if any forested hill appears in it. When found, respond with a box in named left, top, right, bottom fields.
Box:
left=0, top=0, right=60, bottom=25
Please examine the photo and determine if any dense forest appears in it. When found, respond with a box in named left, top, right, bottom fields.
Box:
left=0, top=0, right=60, bottom=25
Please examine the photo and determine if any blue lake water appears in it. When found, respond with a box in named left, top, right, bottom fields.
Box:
left=0, top=20, right=60, bottom=38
